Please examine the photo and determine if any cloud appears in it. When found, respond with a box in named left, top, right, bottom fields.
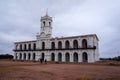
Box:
left=0, top=0, right=120, bottom=58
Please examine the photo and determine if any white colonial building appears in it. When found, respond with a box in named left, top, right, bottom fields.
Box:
left=13, top=12, right=99, bottom=63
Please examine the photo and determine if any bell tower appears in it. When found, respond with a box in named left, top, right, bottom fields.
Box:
left=39, top=11, right=52, bottom=38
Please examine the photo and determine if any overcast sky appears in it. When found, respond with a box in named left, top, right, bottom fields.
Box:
left=0, top=0, right=120, bottom=58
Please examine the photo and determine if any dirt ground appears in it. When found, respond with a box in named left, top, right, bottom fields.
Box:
left=0, top=60, right=120, bottom=80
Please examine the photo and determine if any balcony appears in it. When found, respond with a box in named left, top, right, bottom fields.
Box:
left=13, top=46, right=96, bottom=52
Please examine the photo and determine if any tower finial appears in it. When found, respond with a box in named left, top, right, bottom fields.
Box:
left=46, top=8, right=48, bottom=16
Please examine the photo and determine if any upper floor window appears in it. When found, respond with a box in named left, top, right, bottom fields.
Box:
left=42, top=42, right=45, bottom=50
left=82, top=39, right=87, bottom=48
left=73, top=40, right=78, bottom=48
left=33, top=43, right=36, bottom=50
left=20, top=44, right=22, bottom=50
left=28, top=44, right=31, bottom=50
left=58, top=41, right=62, bottom=49
left=24, top=44, right=26, bottom=50
left=51, top=42, right=55, bottom=49
left=65, top=40, right=70, bottom=49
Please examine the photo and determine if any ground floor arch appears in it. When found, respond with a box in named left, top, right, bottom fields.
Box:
left=58, top=53, right=62, bottom=62
left=28, top=53, right=31, bottom=60
left=19, top=53, right=22, bottom=60
left=15, top=51, right=96, bottom=63
left=41, top=53, right=45, bottom=60
left=24, top=53, right=26, bottom=60
left=65, top=53, right=70, bottom=62
left=33, top=53, right=36, bottom=60
left=82, top=52, right=88, bottom=62
left=51, top=53, right=55, bottom=61
left=73, top=52, right=78, bottom=62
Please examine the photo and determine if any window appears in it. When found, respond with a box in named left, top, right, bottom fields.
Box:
left=49, top=22, right=51, bottom=26
left=73, top=40, right=78, bottom=48
left=65, top=40, right=70, bottom=49
left=28, top=44, right=31, bottom=50
left=51, top=42, right=55, bottom=49
left=82, top=39, right=87, bottom=48
left=24, top=44, right=26, bottom=50
left=33, top=43, right=36, bottom=50
left=42, top=42, right=45, bottom=50
left=73, top=52, right=78, bottom=62
left=43, top=21, right=45, bottom=26
left=20, top=44, right=22, bottom=50
left=58, top=41, right=62, bottom=49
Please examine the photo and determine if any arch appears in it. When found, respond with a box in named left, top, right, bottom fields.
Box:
left=58, top=53, right=62, bottom=62
left=82, top=52, right=88, bottom=62
left=82, top=39, right=87, bottom=48
left=51, top=53, right=55, bottom=61
left=51, top=42, right=55, bottom=49
left=24, top=44, right=26, bottom=50
left=20, top=44, right=22, bottom=50
left=41, top=53, right=45, bottom=60
left=43, top=21, right=45, bottom=26
left=28, top=44, right=31, bottom=50
left=73, top=52, right=78, bottom=62
left=28, top=53, right=31, bottom=60
left=73, top=40, right=78, bottom=48
left=33, top=43, right=36, bottom=50
left=65, top=53, right=70, bottom=62
left=42, top=42, right=45, bottom=50
left=49, top=22, right=51, bottom=26
left=58, top=41, right=62, bottom=49
left=24, top=53, right=26, bottom=60
left=33, top=53, right=36, bottom=60
left=65, top=40, right=70, bottom=49
left=19, top=53, right=22, bottom=60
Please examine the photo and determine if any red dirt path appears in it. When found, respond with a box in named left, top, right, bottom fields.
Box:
left=0, top=60, right=120, bottom=80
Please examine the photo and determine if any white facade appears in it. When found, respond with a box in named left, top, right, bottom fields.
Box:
left=13, top=13, right=99, bottom=63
